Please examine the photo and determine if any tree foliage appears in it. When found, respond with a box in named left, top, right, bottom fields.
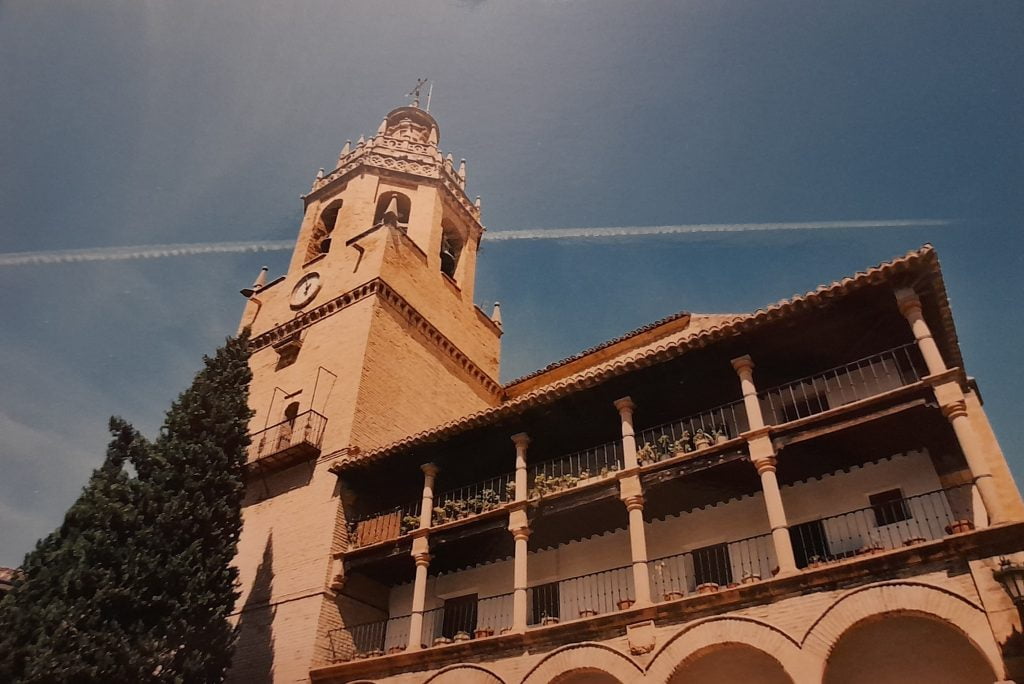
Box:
left=0, top=332, right=252, bottom=683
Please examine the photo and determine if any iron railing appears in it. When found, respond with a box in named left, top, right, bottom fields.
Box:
left=527, top=564, right=635, bottom=624
left=636, top=399, right=749, bottom=463
left=528, top=441, right=624, bottom=497
left=789, top=484, right=975, bottom=568
left=759, top=344, right=924, bottom=426
left=327, top=614, right=411, bottom=661
left=347, top=499, right=423, bottom=549
left=247, top=409, right=327, bottom=463
left=649, top=533, right=775, bottom=599
left=433, top=472, right=515, bottom=525
left=421, top=593, right=514, bottom=645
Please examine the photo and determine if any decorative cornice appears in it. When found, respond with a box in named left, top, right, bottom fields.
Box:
left=249, top=277, right=501, bottom=396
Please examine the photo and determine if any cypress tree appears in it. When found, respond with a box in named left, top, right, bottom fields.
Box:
left=0, top=332, right=252, bottom=683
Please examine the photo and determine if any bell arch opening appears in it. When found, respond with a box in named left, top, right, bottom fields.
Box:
left=306, top=200, right=342, bottom=261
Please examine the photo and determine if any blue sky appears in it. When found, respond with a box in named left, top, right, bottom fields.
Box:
left=0, top=1, right=1021, bottom=568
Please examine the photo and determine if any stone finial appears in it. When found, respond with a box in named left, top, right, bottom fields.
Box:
left=428, top=126, right=438, bottom=145
left=357, top=135, right=365, bottom=147
left=458, top=159, right=466, bottom=180
left=316, top=168, right=325, bottom=180
left=491, top=301, right=502, bottom=327
left=377, top=118, right=387, bottom=135
left=475, top=195, right=482, bottom=210
left=445, top=153, right=454, bottom=168
left=340, top=140, right=351, bottom=156
left=240, top=266, right=268, bottom=298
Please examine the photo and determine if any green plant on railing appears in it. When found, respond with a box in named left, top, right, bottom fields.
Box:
left=432, top=506, right=448, bottom=524
left=400, top=515, right=420, bottom=536
left=505, top=481, right=516, bottom=500
left=480, top=488, right=500, bottom=511
left=693, top=428, right=713, bottom=450
left=638, top=443, right=657, bottom=465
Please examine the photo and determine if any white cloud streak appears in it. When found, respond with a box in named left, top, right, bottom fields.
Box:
left=0, top=219, right=951, bottom=267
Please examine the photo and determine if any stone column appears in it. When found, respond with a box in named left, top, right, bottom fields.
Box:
left=406, top=548, right=431, bottom=651
left=936, top=389, right=1003, bottom=525
left=509, top=522, right=531, bottom=631
left=894, top=287, right=947, bottom=376
left=614, top=397, right=639, bottom=469
left=419, top=463, right=439, bottom=529
left=622, top=489, right=653, bottom=606
left=732, top=355, right=798, bottom=576
left=512, top=433, right=530, bottom=503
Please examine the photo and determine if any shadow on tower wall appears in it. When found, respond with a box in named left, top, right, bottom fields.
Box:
left=230, top=534, right=276, bottom=684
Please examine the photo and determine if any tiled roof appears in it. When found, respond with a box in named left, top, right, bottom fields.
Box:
left=337, top=245, right=955, bottom=469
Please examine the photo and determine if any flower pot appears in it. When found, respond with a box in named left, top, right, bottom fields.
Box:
left=474, top=628, right=494, bottom=639
left=453, top=631, right=471, bottom=642
left=616, top=598, right=635, bottom=610
left=725, top=582, right=740, bottom=589
left=945, top=519, right=975, bottom=535
left=387, top=645, right=406, bottom=655
left=367, top=649, right=384, bottom=658
left=433, top=637, right=452, bottom=646
left=903, top=536, right=927, bottom=546
left=740, top=574, right=761, bottom=585
left=499, top=627, right=512, bottom=635
left=541, top=616, right=560, bottom=626
left=696, top=582, right=720, bottom=594
left=578, top=608, right=598, bottom=618
left=858, top=545, right=885, bottom=556
left=663, top=591, right=685, bottom=601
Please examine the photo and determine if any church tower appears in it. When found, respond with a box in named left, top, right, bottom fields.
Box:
left=229, top=104, right=503, bottom=682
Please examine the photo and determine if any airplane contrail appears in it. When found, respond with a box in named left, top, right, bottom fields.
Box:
left=0, top=219, right=952, bottom=267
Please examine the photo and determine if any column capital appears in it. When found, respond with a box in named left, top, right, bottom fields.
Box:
left=894, top=287, right=923, bottom=317
left=511, top=432, right=531, bottom=448
left=623, top=494, right=645, bottom=512
left=614, top=396, right=636, bottom=414
left=731, top=354, right=755, bottom=375
left=510, top=526, right=532, bottom=541
left=421, top=462, right=439, bottom=478
left=940, top=399, right=969, bottom=422
left=413, top=551, right=432, bottom=567
left=752, top=455, right=778, bottom=474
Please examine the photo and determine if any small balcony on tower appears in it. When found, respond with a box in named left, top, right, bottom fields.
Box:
left=247, top=409, right=327, bottom=471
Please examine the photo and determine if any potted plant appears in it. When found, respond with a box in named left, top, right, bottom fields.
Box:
left=578, top=607, right=598, bottom=617
left=740, top=572, right=761, bottom=585
left=714, top=426, right=729, bottom=444
left=432, top=506, right=448, bottom=525
left=637, top=443, right=657, bottom=465
left=534, top=473, right=551, bottom=497
left=656, top=434, right=673, bottom=460
left=367, top=648, right=384, bottom=658
left=663, top=590, right=685, bottom=601
left=806, top=555, right=824, bottom=569
left=680, top=430, right=694, bottom=452
left=400, top=515, right=420, bottom=536
left=387, top=645, right=406, bottom=654
left=696, top=582, right=720, bottom=594
left=616, top=598, right=635, bottom=610
left=903, top=536, right=927, bottom=546
left=453, top=630, right=471, bottom=642
left=474, top=627, right=495, bottom=639
left=693, top=429, right=713, bottom=450
left=505, top=481, right=516, bottom=500
left=541, top=615, right=560, bottom=626
left=946, top=519, right=975, bottom=534
left=433, top=636, right=453, bottom=646
left=480, top=488, right=500, bottom=511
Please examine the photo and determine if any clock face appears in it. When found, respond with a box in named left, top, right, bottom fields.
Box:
left=289, top=272, right=322, bottom=309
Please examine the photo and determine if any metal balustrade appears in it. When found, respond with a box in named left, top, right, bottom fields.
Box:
left=347, top=499, right=422, bottom=549
left=328, top=614, right=411, bottom=661
left=527, top=564, right=636, bottom=624
left=528, top=441, right=624, bottom=497
left=636, top=399, right=749, bottom=463
left=421, top=593, right=514, bottom=646
left=789, top=485, right=976, bottom=568
left=649, top=533, right=775, bottom=599
left=432, top=473, right=515, bottom=525
left=759, top=344, right=925, bottom=426
left=247, top=409, right=327, bottom=464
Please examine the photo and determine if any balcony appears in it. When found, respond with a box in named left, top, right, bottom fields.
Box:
left=329, top=484, right=978, bottom=662
left=247, top=409, right=327, bottom=470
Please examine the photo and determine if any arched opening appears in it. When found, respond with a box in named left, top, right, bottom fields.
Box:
left=373, top=192, right=411, bottom=232
left=668, top=643, right=792, bottom=684
left=550, top=670, right=622, bottom=684
left=822, top=613, right=997, bottom=684
left=440, top=220, right=463, bottom=280
left=306, top=200, right=341, bottom=260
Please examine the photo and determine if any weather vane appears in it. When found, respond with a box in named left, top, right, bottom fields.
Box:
left=406, top=78, right=433, bottom=111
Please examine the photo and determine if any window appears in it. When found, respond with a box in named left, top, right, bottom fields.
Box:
left=306, top=200, right=341, bottom=261
left=530, top=581, right=560, bottom=624
left=439, top=225, right=463, bottom=280
left=692, top=542, right=732, bottom=587
left=869, top=488, right=911, bottom=527
left=790, top=519, right=831, bottom=567
left=441, top=593, right=477, bottom=638
left=373, top=192, right=411, bottom=231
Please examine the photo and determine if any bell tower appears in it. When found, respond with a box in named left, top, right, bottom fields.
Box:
left=229, top=105, right=503, bottom=682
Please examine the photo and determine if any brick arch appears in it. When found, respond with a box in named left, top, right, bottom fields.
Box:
left=802, top=581, right=1004, bottom=680
left=645, top=616, right=812, bottom=684
left=424, top=663, right=505, bottom=684
left=520, top=643, right=644, bottom=684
